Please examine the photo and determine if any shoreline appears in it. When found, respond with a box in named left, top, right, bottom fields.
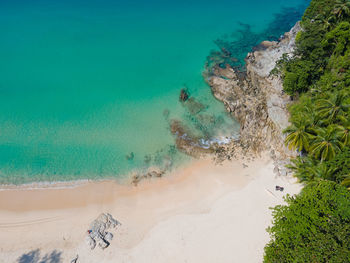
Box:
left=0, top=158, right=192, bottom=191
left=0, top=178, right=93, bottom=191
left=0, top=155, right=301, bottom=262
left=0, top=156, right=247, bottom=212
left=0, top=134, right=238, bottom=191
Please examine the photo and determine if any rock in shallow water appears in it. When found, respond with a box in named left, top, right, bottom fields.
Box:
left=170, top=119, right=213, bottom=157
left=131, top=166, right=166, bottom=186
left=183, top=97, right=207, bottom=115
left=125, top=152, right=134, bottom=161
left=179, top=88, right=190, bottom=102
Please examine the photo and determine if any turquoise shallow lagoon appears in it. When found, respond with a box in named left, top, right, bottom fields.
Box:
left=0, top=0, right=308, bottom=184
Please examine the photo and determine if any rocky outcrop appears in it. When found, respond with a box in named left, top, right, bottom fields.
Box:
left=179, top=88, right=190, bottom=102
left=170, top=119, right=214, bottom=157
left=86, top=213, right=120, bottom=250
left=131, top=166, right=166, bottom=186
left=208, top=22, right=301, bottom=170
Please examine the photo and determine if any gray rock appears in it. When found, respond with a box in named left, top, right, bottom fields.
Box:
left=107, top=213, right=120, bottom=228
left=105, top=232, right=113, bottom=241
left=86, top=235, right=96, bottom=250
left=98, top=239, right=110, bottom=250
left=87, top=213, right=120, bottom=250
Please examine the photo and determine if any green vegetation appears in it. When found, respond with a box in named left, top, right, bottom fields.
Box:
left=281, top=0, right=350, bottom=96
left=264, top=181, right=350, bottom=263
left=264, top=0, right=350, bottom=262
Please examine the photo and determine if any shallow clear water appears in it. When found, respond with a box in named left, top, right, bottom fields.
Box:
left=0, top=0, right=308, bottom=184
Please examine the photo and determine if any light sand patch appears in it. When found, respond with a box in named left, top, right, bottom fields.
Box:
left=0, top=156, right=301, bottom=263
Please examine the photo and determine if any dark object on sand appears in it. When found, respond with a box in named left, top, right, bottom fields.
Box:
left=179, top=88, right=189, bottom=102
left=275, top=185, right=284, bottom=191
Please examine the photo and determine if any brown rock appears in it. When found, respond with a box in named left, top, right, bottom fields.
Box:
left=179, top=88, right=189, bottom=102
left=207, top=22, right=301, bottom=161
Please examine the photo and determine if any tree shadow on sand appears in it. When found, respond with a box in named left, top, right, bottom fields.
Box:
left=17, top=249, right=62, bottom=263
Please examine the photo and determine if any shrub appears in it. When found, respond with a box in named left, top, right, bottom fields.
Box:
left=264, top=181, right=350, bottom=263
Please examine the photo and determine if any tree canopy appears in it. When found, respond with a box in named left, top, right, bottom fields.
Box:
left=264, top=181, right=350, bottom=263
left=265, top=0, right=350, bottom=261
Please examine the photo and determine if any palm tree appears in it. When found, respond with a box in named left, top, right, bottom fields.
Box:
left=284, top=116, right=315, bottom=152
left=341, top=175, right=350, bottom=189
left=333, top=0, right=350, bottom=19
left=306, top=162, right=338, bottom=181
left=288, top=156, right=337, bottom=182
left=336, top=116, right=350, bottom=146
left=310, top=125, right=344, bottom=161
left=315, top=92, right=350, bottom=123
left=287, top=157, right=312, bottom=182
left=304, top=104, right=321, bottom=127
left=314, top=13, right=334, bottom=30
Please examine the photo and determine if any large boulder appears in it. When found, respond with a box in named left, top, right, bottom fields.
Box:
left=86, top=213, right=120, bottom=250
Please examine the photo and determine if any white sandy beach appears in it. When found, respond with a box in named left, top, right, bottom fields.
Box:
left=0, top=156, right=301, bottom=263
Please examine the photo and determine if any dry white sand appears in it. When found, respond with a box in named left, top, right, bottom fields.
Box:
left=0, top=156, right=301, bottom=263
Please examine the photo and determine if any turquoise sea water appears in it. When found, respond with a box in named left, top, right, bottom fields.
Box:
left=0, top=0, right=308, bottom=184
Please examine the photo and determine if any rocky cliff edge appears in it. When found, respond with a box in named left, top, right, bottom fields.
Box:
left=208, top=22, right=301, bottom=176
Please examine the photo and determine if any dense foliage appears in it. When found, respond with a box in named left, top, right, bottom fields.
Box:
left=281, top=0, right=350, bottom=185
left=264, top=0, right=350, bottom=262
left=282, top=0, right=350, bottom=95
left=264, top=181, right=350, bottom=263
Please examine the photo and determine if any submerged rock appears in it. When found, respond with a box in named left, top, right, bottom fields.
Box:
left=179, top=88, right=190, bottom=102
left=170, top=119, right=213, bottom=157
left=163, top=109, right=170, bottom=119
left=144, top=154, right=152, bottom=164
left=183, top=97, right=206, bottom=115
left=147, top=167, right=164, bottom=178
left=131, top=167, right=166, bottom=186
left=125, top=152, right=134, bottom=161
left=196, top=114, right=216, bottom=127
